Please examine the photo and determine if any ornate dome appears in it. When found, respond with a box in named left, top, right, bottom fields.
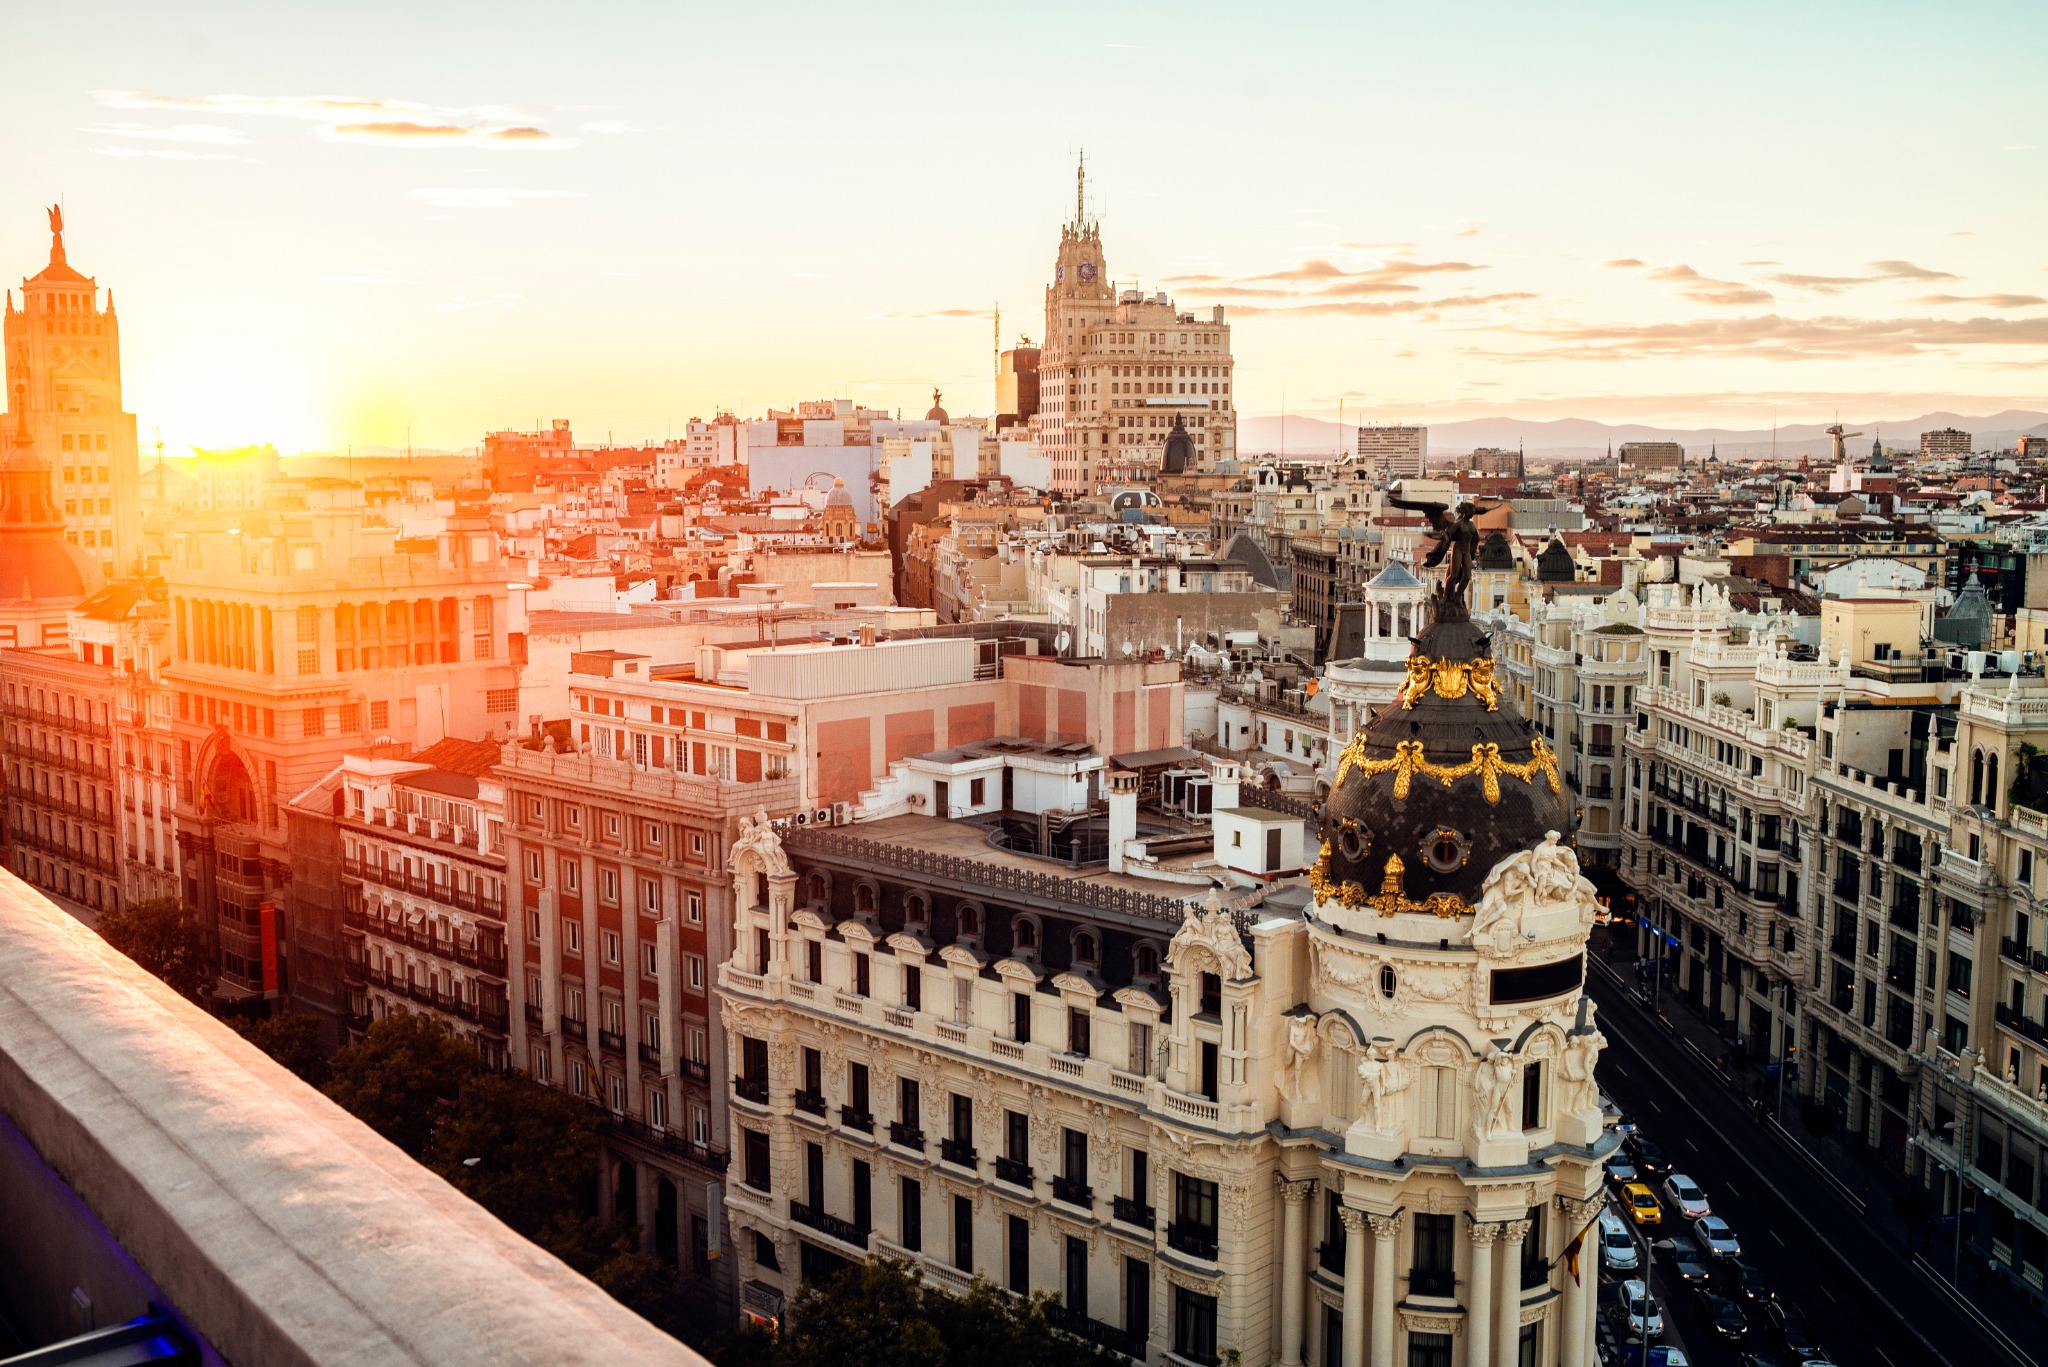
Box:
left=1316, top=616, right=1572, bottom=918
left=1536, top=535, right=1575, bottom=583
left=824, top=476, right=854, bottom=508
left=924, top=387, right=949, bottom=424
left=0, top=402, right=104, bottom=605
left=1475, top=529, right=1515, bottom=571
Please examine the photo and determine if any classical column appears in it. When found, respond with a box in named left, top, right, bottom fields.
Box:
left=1556, top=1198, right=1600, bottom=1367
left=1368, top=1211, right=1402, bottom=1367
left=1276, top=1176, right=1316, bottom=1367
left=1339, top=1206, right=1368, bottom=1367
left=1496, top=1218, right=1530, bottom=1367
left=1467, top=1222, right=1501, bottom=1367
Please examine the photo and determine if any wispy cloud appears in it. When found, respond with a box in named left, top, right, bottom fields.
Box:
left=433, top=292, right=522, bottom=313
left=1910, top=292, right=2047, bottom=308
left=1478, top=313, right=2048, bottom=362
left=92, top=90, right=576, bottom=148
left=403, top=187, right=584, bottom=209
left=1770, top=260, right=1959, bottom=294
left=876, top=307, right=988, bottom=320
left=93, top=145, right=243, bottom=161
left=1602, top=258, right=1645, bottom=269
left=81, top=121, right=250, bottom=145
left=1230, top=292, right=1537, bottom=320
left=1644, top=264, right=1774, bottom=306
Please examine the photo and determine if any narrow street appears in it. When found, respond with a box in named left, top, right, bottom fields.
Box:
left=1584, top=966, right=2026, bottom=1367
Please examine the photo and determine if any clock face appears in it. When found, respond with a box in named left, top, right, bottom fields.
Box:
left=1078, top=261, right=1097, bottom=283
left=1054, top=263, right=1064, bottom=282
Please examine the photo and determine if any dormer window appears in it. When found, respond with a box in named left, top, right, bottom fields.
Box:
left=1014, top=917, right=1039, bottom=954
left=1134, top=945, right=1159, bottom=980
left=958, top=905, right=981, bottom=940
left=905, top=892, right=929, bottom=927
left=1072, top=931, right=1097, bottom=967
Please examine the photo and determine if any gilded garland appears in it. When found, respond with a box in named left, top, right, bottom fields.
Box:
left=1333, top=733, right=1561, bottom=804
left=1400, top=654, right=1500, bottom=711
left=1310, top=844, right=1471, bottom=919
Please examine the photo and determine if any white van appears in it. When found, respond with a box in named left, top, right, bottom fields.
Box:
left=1599, top=1208, right=1639, bottom=1271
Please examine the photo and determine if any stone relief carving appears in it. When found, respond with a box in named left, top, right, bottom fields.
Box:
left=1467, top=829, right=1601, bottom=956
left=730, top=808, right=793, bottom=881
left=1559, top=1008, right=1607, bottom=1118
left=1355, top=1041, right=1412, bottom=1132
left=1472, top=1047, right=1523, bottom=1139
left=1166, top=887, right=1251, bottom=980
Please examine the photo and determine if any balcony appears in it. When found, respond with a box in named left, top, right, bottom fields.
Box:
left=639, top=1042, right=662, bottom=1069
left=994, top=1155, right=1034, bottom=1188
left=561, top=1017, right=587, bottom=1041
left=477, top=1006, right=509, bottom=1035
left=524, top=1002, right=543, bottom=1025
left=1112, top=1196, right=1156, bottom=1230
left=1052, top=1174, right=1094, bottom=1208
left=680, top=1057, right=710, bottom=1082
left=1995, top=1001, right=2048, bottom=1043
left=794, top=1088, right=827, bottom=1118
left=598, top=1029, right=625, bottom=1054
left=888, top=1121, right=925, bottom=1151
left=1166, top=1220, right=1219, bottom=1261
left=839, top=1105, right=874, bottom=1134
left=789, top=1200, right=869, bottom=1248
left=734, top=1075, right=769, bottom=1104
left=941, top=1137, right=977, bottom=1168
left=1043, top=1302, right=1147, bottom=1360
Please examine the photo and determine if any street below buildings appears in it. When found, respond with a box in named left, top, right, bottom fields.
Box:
left=1585, top=963, right=2034, bottom=1367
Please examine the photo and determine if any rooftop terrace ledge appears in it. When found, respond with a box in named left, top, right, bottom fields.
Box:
left=0, top=871, right=704, bottom=1367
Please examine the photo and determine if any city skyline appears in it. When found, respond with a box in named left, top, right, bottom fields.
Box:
left=5, top=0, right=2046, bottom=456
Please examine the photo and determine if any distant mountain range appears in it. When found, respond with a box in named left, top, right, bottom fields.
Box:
left=1237, top=411, right=2048, bottom=462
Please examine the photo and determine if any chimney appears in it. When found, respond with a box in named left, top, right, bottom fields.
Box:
left=1105, top=769, right=1140, bottom=874
left=858, top=623, right=876, bottom=647
left=1208, top=759, right=1241, bottom=812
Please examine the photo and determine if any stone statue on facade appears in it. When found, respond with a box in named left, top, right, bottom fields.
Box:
left=1280, top=1013, right=1319, bottom=1103
left=1473, top=1047, right=1522, bottom=1139
left=1468, top=829, right=1598, bottom=953
left=1356, top=1041, right=1412, bottom=1132
left=1559, top=1008, right=1607, bottom=1117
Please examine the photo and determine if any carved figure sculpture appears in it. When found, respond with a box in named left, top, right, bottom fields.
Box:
left=1356, top=1041, right=1412, bottom=1132
left=1473, top=1048, right=1522, bottom=1139
left=1281, top=1014, right=1319, bottom=1103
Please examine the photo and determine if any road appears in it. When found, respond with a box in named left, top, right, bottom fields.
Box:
left=1584, top=967, right=2024, bottom=1367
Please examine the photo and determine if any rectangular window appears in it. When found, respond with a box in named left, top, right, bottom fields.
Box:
left=1007, top=1214, right=1030, bottom=1293
left=370, top=700, right=389, bottom=729
left=640, top=878, right=660, bottom=914
left=901, top=1177, right=922, bottom=1252
left=1064, top=1127, right=1088, bottom=1182
left=686, top=891, right=703, bottom=924
left=1173, top=1172, right=1219, bottom=1241
left=684, top=953, right=704, bottom=990
left=1521, top=1061, right=1544, bottom=1130
left=1409, top=1333, right=1454, bottom=1367
left=1068, top=1008, right=1091, bottom=1058
left=601, top=930, right=621, bottom=966
left=302, top=706, right=325, bottom=738
left=904, top=963, right=922, bottom=1012
left=852, top=1159, right=871, bottom=1234
left=743, top=1129, right=770, bottom=1191
left=854, top=952, right=871, bottom=997
left=1410, top=1212, right=1456, bottom=1297
left=562, top=919, right=582, bottom=954
left=952, top=1093, right=973, bottom=1143
left=1129, top=1022, right=1153, bottom=1076
left=807, top=939, right=822, bottom=983
left=1006, top=1110, right=1029, bottom=1162
left=1064, top=1235, right=1088, bottom=1313
left=953, top=1195, right=974, bottom=1271
left=600, top=868, right=619, bottom=904
left=1125, top=1257, right=1151, bottom=1339
left=1013, top=993, right=1032, bottom=1043
left=642, top=942, right=659, bottom=978
left=1172, top=1286, right=1218, bottom=1366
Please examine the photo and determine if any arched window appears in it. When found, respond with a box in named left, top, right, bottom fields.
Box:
left=905, top=891, right=929, bottom=926
left=1073, top=931, right=1097, bottom=966
left=1971, top=749, right=1986, bottom=806
left=1134, top=944, right=1159, bottom=979
left=854, top=883, right=876, bottom=917
left=1988, top=752, right=2001, bottom=808
left=1015, top=917, right=1039, bottom=952
left=958, top=905, right=981, bottom=938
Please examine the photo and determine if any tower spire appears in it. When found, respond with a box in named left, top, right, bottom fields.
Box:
left=1076, top=150, right=1086, bottom=227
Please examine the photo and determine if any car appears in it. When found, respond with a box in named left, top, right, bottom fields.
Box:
left=1652, top=1234, right=1713, bottom=1288
left=1631, top=1137, right=1673, bottom=1178
left=1694, top=1214, right=1741, bottom=1259
left=1696, top=1291, right=1750, bottom=1342
left=1612, top=1278, right=1664, bottom=1339
left=1662, top=1173, right=1711, bottom=1219
left=1717, top=1259, right=1775, bottom=1305
left=1762, top=1302, right=1825, bottom=1360
left=1606, top=1157, right=1640, bottom=1190
left=1599, top=1209, right=1639, bottom=1271
left=1622, top=1183, right=1663, bottom=1226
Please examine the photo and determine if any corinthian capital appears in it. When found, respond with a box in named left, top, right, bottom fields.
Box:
left=1274, top=1172, right=1319, bottom=1204
left=1366, top=1210, right=1404, bottom=1240
left=1468, top=1221, right=1505, bottom=1247
left=1337, top=1205, right=1370, bottom=1235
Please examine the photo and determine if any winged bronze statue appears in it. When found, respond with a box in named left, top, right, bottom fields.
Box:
left=1386, top=490, right=1494, bottom=621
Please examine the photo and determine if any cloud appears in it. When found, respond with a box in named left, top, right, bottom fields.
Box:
left=1602, top=259, right=1645, bottom=268
left=1770, top=260, right=1959, bottom=293
left=577, top=118, right=640, bottom=134
left=1645, top=264, right=1774, bottom=306
left=93, top=145, right=242, bottom=161
left=1229, top=291, right=1537, bottom=320
left=1167, top=254, right=1486, bottom=303
left=876, top=307, right=988, bottom=319
left=1454, top=222, right=1484, bottom=237
left=1910, top=293, right=2047, bottom=308
left=403, top=187, right=585, bottom=209
left=432, top=292, right=522, bottom=313
left=92, top=89, right=575, bottom=148
left=81, top=121, right=250, bottom=145
left=1477, top=312, right=2048, bottom=362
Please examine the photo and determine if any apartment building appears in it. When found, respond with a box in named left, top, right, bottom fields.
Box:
left=1353, top=425, right=1426, bottom=479
left=67, top=583, right=180, bottom=907
left=164, top=496, right=517, bottom=1001
left=1, top=646, right=120, bottom=915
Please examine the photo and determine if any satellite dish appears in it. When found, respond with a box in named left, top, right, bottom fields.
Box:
left=1122, top=641, right=1135, bottom=657
left=1055, top=629, right=1072, bottom=656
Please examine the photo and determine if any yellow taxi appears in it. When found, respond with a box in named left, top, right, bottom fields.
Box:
left=1622, top=1183, right=1663, bottom=1227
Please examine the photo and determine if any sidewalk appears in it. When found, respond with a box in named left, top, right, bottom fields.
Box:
left=1585, top=923, right=2048, bottom=1359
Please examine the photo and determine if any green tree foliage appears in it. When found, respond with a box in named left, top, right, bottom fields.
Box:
left=425, top=1068, right=598, bottom=1239
left=234, top=1012, right=330, bottom=1086
left=323, top=1010, right=479, bottom=1154
left=717, top=1257, right=1109, bottom=1367
left=92, top=895, right=215, bottom=1002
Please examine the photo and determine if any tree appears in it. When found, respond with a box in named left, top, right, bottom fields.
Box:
left=235, top=1012, right=330, bottom=1086
left=323, top=1010, right=478, bottom=1155
left=425, top=1069, right=599, bottom=1239
left=93, top=896, right=215, bottom=1002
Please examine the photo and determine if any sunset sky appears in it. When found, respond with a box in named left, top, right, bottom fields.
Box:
left=5, top=0, right=2045, bottom=455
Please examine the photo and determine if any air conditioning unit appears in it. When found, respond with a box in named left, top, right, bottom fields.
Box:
left=908, top=792, right=927, bottom=808
left=792, top=810, right=811, bottom=826
left=814, top=807, right=834, bottom=826
left=831, top=802, right=852, bottom=826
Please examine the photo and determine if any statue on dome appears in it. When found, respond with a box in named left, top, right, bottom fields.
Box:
left=47, top=204, right=63, bottom=239
left=1387, top=489, right=1492, bottom=621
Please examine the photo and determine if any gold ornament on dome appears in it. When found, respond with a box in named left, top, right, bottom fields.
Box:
left=1399, top=655, right=1500, bottom=711
left=1332, top=733, right=1561, bottom=804
left=1308, top=843, right=1471, bottom=919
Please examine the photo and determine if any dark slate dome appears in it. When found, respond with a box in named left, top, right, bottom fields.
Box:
left=1475, top=529, right=1515, bottom=571
left=1162, top=415, right=1193, bottom=474
left=1316, top=616, right=1572, bottom=917
left=1536, top=535, right=1575, bottom=583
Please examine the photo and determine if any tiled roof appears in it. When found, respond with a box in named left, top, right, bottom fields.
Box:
left=409, top=736, right=503, bottom=778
